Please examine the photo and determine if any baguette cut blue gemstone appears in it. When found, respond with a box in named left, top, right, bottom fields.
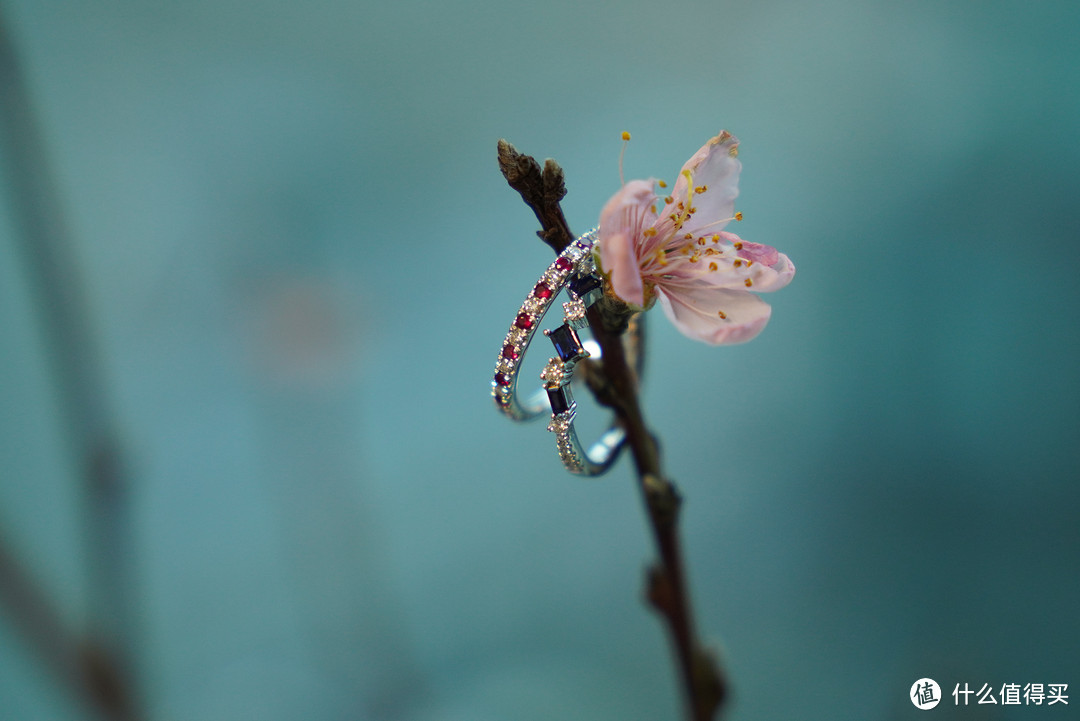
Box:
left=547, top=385, right=574, bottom=415
left=569, top=273, right=602, bottom=298
left=548, top=324, right=586, bottom=363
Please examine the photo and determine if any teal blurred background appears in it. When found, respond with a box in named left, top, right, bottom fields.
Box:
left=1, top=1, right=1077, bottom=719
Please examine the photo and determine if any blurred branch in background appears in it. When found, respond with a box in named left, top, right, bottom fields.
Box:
left=0, top=532, right=137, bottom=721
left=0, top=9, right=141, bottom=720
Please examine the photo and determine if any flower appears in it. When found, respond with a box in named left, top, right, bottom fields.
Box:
left=598, top=131, right=794, bottom=345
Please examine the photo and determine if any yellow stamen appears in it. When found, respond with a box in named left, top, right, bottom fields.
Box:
left=658, top=180, right=668, bottom=188
left=717, top=310, right=727, bottom=319
left=709, top=262, right=718, bottom=271
left=733, top=259, right=742, bottom=267
left=733, top=241, right=743, bottom=250
left=618, top=131, right=631, bottom=186
left=734, top=211, right=743, bottom=221
left=643, top=227, right=657, bottom=237
left=666, top=169, right=693, bottom=228
left=744, top=278, right=753, bottom=287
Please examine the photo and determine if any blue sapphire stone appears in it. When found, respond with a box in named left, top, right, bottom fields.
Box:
left=547, top=385, right=574, bottom=415
left=569, top=273, right=602, bottom=299
left=547, top=324, right=587, bottom=363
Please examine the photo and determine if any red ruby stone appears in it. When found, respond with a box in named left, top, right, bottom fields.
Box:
left=495, top=372, right=511, bottom=387
left=555, top=257, right=573, bottom=271
left=501, top=344, right=519, bottom=360
left=533, top=282, right=553, bottom=300
left=515, top=313, right=533, bottom=330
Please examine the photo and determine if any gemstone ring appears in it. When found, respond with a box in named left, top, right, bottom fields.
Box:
left=492, top=229, right=603, bottom=421
left=543, top=311, right=643, bottom=475
left=492, top=229, right=643, bottom=476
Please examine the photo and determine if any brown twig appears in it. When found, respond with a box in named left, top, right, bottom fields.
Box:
left=497, top=140, right=575, bottom=254
left=497, top=140, right=727, bottom=720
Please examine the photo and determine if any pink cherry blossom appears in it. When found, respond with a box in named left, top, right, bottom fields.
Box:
left=598, top=131, right=794, bottom=345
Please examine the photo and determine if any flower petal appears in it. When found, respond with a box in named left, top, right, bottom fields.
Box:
left=734, top=238, right=778, bottom=266
left=656, top=233, right=794, bottom=294
left=658, top=131, right=742, bottom=238
left=752, top=251, right=795, bottom=292
left=599, top=179, right=657, bottom=252
left=601, top=230, right=646, bottom=306
left=598, top=179, right=657, bottom=306
left=656, top=285, right=773, bottom=345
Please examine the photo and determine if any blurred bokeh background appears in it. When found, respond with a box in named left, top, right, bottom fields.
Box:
left=1, top=1, right=1077, bottom=719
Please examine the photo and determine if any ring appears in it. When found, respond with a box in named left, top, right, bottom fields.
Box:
left=492, top=229, right=644, bottom=476
left=492, top=229, right=603, bottom=421
left=543, top=312, right=644, bottom=475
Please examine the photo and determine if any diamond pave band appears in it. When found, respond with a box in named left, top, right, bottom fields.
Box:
left=492, top=229, right=643, bottom=476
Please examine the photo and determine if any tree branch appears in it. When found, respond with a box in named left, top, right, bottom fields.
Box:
left=497, top=140, right=574, bottom=253
left=497, top=140, right=727, bottom=720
